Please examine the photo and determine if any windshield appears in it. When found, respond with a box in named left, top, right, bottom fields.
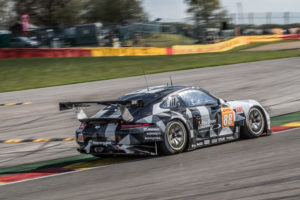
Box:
left=179, top=90, right=218, bottom=107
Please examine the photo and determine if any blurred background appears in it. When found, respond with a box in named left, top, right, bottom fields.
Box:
left=0, top=0, right=300, bottom=48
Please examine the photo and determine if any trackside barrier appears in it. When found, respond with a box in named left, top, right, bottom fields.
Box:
left=172, top=36, right=250, bottom=55
left=0, top=48, right=91, bottom=59
left=246, top=35, right=282, bottom=43
left=282, top=34, right=300, bottom=40
left=1, top=34, right=300, bottom=59
left=85, top=47, right=167, bottom=57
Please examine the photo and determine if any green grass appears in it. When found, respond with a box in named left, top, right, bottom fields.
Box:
left=141, top=33, right=197, bottom=47
left=271, top=112, right=300, bottom=126
left=1, top=49, right=300, bottom=93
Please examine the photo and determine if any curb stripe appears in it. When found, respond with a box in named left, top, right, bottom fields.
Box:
left=0, top=168, right=75, bottom=183
left=0, top=102, right=32, bottom=107
left=270, top=126, right=295, bottom=132
left=33, top=138, right=51, bottom=142
left=3, top=139, right=24, bottom=143
left=63, top=138, right=75, bottom=141
left=0, top=138, right=75, bottom=143
left=0, top=158, right=132, bottom=186
left=282, top=121, right=300, bottom=127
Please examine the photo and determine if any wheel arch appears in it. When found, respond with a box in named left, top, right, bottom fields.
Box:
left=240, top=105, right=268, bottom=137
left=252, top=105, right=269, bottom=133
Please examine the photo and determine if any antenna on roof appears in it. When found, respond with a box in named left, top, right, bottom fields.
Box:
left=169, top=76, right=173, bottom=86
left=141, top=66, right=149, bottom=91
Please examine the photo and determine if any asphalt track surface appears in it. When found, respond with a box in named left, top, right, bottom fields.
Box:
left=1, top=128, right=299, bottom=200
left=1, top=57, right=300, bottom=168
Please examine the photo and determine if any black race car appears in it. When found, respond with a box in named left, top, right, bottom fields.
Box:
left=59, top=85, right=272, bottom=156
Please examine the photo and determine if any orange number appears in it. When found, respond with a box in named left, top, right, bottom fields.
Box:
left=221, top=107, right=235, bottom=127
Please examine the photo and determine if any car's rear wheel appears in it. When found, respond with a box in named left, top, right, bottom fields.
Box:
left=241, top=107, right=265, bottom=138
left=159, top=120, right=187, bottom=155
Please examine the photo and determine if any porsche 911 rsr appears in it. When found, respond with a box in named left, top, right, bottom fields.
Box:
left=59, top=85, right=272, bottom=156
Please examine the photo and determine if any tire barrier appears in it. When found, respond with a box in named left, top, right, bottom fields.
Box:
left=1, top=34, right=300, bottom=59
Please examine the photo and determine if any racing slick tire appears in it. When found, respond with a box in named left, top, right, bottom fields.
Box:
left=241, top=107, right=265, bottom=139
left=159, top=120, right=187, bottom=155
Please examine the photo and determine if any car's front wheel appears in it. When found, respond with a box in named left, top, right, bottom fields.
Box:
left=159, top=120, right=187, bottom=155
left=241, top=107, right=265, bottom=138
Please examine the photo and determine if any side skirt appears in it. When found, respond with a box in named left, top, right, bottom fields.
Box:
left=188, top=131, right=240, bottom=151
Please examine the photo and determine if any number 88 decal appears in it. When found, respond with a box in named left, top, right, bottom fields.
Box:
left=221, top=107, right=235, bottom=127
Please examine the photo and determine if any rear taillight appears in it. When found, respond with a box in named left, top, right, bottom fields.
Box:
left=79, top=122, right=87, bottom=130
left=77, top=133, right=84, bottom=143
left=120, top=123, right=150, bottom=130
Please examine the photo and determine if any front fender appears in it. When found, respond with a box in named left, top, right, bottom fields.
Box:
left=226, top=100, right=271, bottom=130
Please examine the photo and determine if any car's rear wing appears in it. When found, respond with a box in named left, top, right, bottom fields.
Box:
left=59, top=100, right=144, bottom=122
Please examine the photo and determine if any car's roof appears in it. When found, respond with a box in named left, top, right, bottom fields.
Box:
left=118, top=85, right=199, bottom=103
left=130, top=85, right=187, bottom=95
left=116, top=85, right=218, bottom=108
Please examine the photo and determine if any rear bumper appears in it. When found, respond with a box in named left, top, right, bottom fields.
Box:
left=76, top=124, right=163, bottom=155
left=77, top=140, right=158, bottom=155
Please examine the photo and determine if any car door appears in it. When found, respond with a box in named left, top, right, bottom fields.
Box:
left=178, top=89, right=224, bottom=142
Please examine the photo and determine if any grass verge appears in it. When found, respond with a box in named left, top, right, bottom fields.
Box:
left=271, top=112, right=300, bottom=126
left=1, top=49, right=300, bottom=93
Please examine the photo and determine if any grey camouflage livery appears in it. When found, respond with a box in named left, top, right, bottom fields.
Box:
left=59, top=85, right=272, bottom=156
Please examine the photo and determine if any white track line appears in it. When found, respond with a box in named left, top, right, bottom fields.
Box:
left=1, top=127, right=299, bottom=187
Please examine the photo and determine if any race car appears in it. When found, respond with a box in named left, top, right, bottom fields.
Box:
left=59, top=85, right=272, bottom=156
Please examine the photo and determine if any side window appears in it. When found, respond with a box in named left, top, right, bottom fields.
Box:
left=161, top=96, right=181, bottom=109
left=179, top=90, right=218, bottom=107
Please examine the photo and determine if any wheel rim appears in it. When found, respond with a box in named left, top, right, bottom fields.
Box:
left=248, top=108, right=264, bottom=135
left=167, top=122, right=186, bottom=151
